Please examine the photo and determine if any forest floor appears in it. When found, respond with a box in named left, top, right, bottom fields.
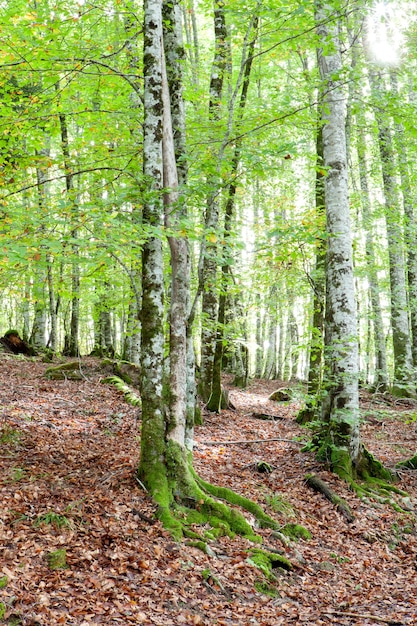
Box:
left=1, top=355, right=417, bottom=626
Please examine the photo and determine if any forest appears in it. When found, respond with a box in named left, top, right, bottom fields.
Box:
left=1, top=0, right=417, bottom=624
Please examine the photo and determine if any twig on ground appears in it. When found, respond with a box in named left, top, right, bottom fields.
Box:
left=200, top=437, right=305, bottom=446
left=323, top=610, right=405, bottom=625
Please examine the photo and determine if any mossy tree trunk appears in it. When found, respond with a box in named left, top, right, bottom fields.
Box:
left=355, top=107, right=388, bottom=391
left=137, top=0, right=282, bottom=543
left=315, top=1, right=361, bottom=472
left=307, top=122, right=326, bottom=396
left=314, top=4, right=393, bottom=483
left=390, top=71, right=417, bottom=370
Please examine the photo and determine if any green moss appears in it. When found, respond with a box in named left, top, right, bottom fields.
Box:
left=247, top=548, right=292, bottom=580
left=194, top=405, right=202, bottom=426
left=330, top=447, right=354, bottom=481
left=0, top=575, right=8, bottom=589
left=45, top=361, right=80, bottom=373
left=193, top=470, right=278, bottom=532
left=254, top=580, right=280, bottom=597
left=101, top=376, right=141, bottom=407
left=396, top=454, right=417, bottom=470
left=46, top=549, right=68, bottom=570
left=0, top=602, right=5, bottom=620
left=357, top=448, right=394, bottom=482
left=281, top=523, right=311, bottom=541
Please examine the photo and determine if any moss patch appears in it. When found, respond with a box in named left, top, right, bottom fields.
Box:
left=396, top=453, right=417, bottom=470
left=281, top=523, right=311, bottom=541
left=247, top=548, right=292, bottom=580
left=254, top=580, right=280, bottom=597
left=46, top=549, right=68, bottom=570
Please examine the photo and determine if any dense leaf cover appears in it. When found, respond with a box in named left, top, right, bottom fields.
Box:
left=0, top=356, right=416, bottom=624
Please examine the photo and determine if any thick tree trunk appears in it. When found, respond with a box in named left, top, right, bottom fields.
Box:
left=138, top=0, right=168, bottom=510
left=315, top=1, right=361, bottom=469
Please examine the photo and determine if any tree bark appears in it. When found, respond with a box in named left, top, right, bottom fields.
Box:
left=315, top=1, right=361, bottom=468
left=368, top=69, right=414, bottom=396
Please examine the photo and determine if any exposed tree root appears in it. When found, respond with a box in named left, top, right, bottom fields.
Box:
left=305, top=474, right=354, bottom=523
left=396, top=453, right=417, bottom=470
left=305, top=441, right=409, bottom=512
left=138, top=442, right=309, bottom=567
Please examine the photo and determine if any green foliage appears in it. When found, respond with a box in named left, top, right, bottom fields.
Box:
left=9, top=467, right=26, bottom=482
left=264, top=492, right=296, bottom=517
left=34, top=511, right=72, bottom=530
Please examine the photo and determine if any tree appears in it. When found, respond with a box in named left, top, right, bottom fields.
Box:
left=137, top=0, right=281, bottom=542
left=368, top=68, right=415, bottom=397
left=313, top=1, right=390, bottom=482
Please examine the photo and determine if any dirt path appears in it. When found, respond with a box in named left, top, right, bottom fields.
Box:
left=1, top=355, right=417, bottom=625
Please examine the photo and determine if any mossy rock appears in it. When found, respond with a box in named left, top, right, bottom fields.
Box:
left=100, top=358, right=140, bottom=387
left=254, top=580, right=280, bottom=597
left=269, top=388, right=292, bottom=402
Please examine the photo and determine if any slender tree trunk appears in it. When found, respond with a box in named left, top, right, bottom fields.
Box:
left=58, top=103, right=80, bottom=357
left=206, top=12, right=258, bottom=410
left=307, top=124, right=326, bottom=394
left=30, top=145, right=50, bottom=351
left=355, top=109, right=388, bottom=390
left=390, top=71, right=417, bottom=369
left=46, top=254, right=58, bottom=351
left=368, top=69, right=414, bottom=396
left=198, top=0, right=229, bottom=402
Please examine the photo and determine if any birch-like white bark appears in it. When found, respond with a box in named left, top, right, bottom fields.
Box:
left=316, top=1, right=360, bottom=462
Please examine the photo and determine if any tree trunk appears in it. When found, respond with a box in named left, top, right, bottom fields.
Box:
left=198, top=0, right=229, bottom=402
left=355, top=109, right=388, bottom=391
left=390, top=71, right=417, bottom=370
left=315, top=1, right=361, bottom=471
left=307, top=123, right=326, bottom=394
left=368, top=69, right=414, bottom=396
left=58, top=102, right=80, bottom=357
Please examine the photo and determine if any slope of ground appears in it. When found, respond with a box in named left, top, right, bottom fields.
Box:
left=0, top=355, right=416, bottom=625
